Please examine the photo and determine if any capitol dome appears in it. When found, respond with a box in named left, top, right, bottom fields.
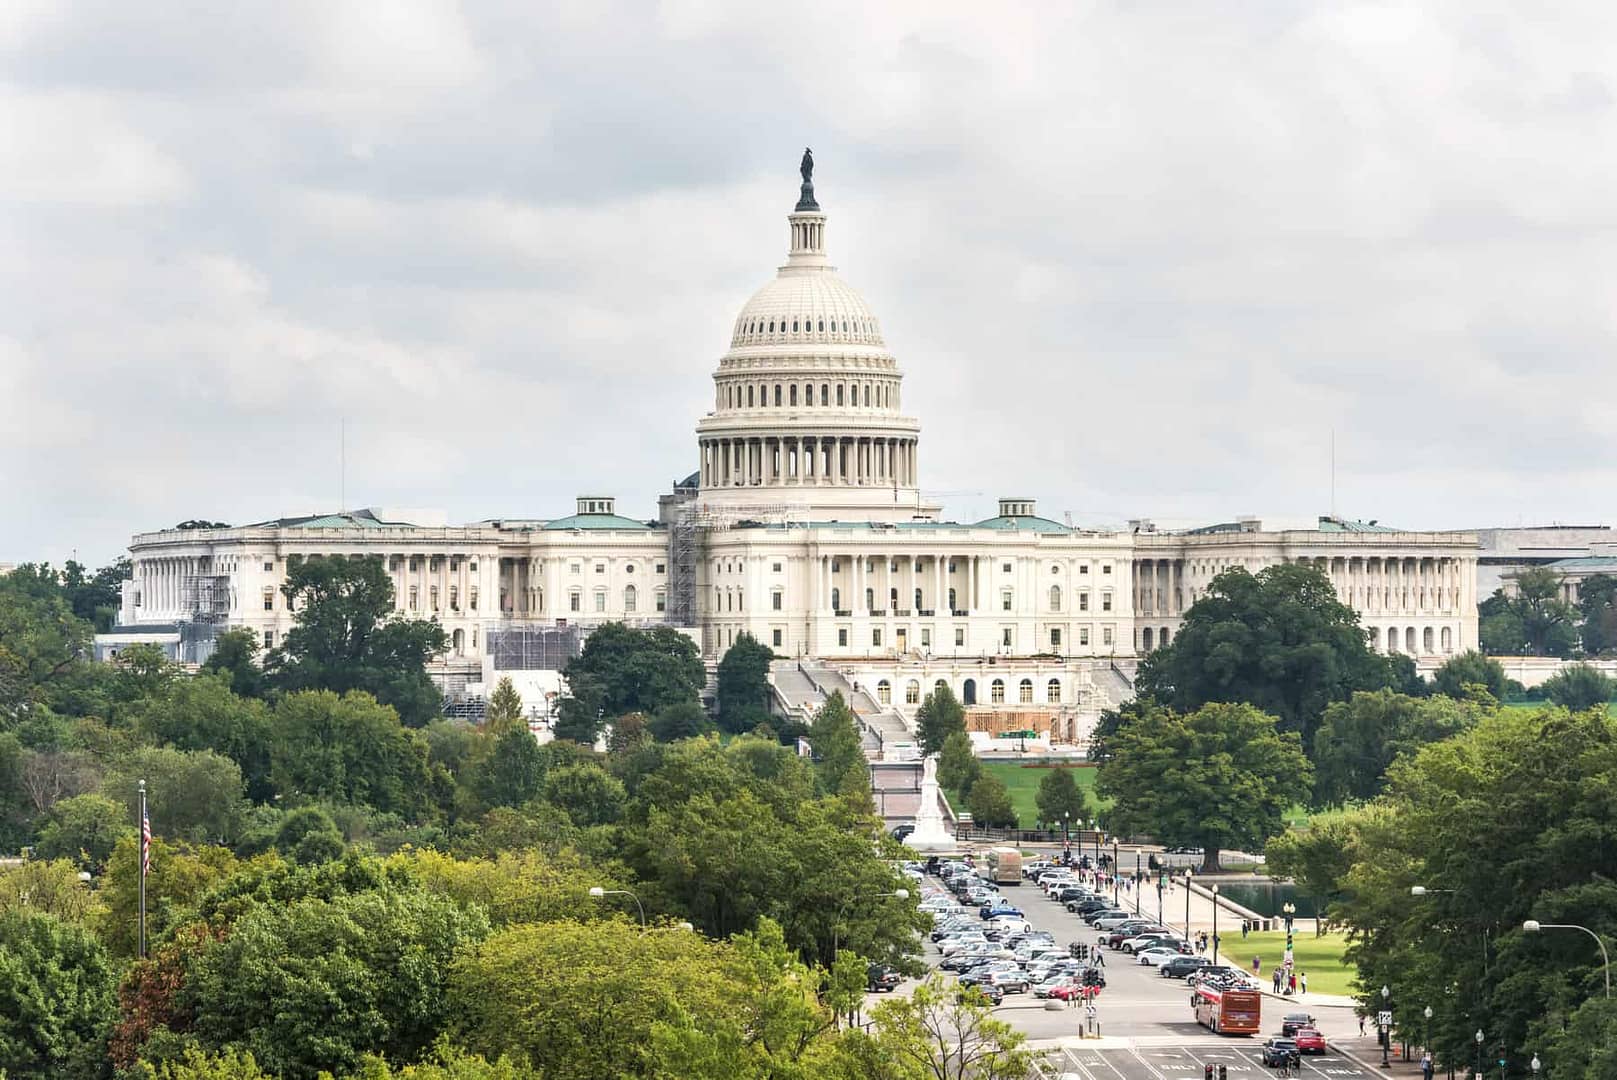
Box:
left=728, top=272, right=885, bottom=350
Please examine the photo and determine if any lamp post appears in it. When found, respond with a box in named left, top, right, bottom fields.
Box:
left=1063, top=811, right=1071, bottom=865
left=1134, top=851, right=1142, bottom=915
left=1530, top=1054, right=1541, bottom=1076
left=588, top=885, right=646, bottom=929
left=1282, top=900, right=1296, bottom=968
left=833, top=889, right=909, bottom=961
left=1210, top=884, right=1220, bottom=963
left=1423, top=1005, right=1433, bottom=1060
left=1184, top=870, right=1193, bottom=943
left=1475, top=1029, right=1484, bottom=1080
left=1381, top=985, right=1392, bottom=1068
left=1112, top=839, right=1120, bottom=905
left=1523, top=920, right=1612, bottom=997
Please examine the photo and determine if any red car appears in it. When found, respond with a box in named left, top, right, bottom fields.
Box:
left=1293, top=1027, right=1327, bottom=1054
left=1049, top=982, right=1102, bottom=1002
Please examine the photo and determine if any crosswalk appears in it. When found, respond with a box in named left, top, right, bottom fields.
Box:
left=1053, top=1044, right=1380, bottom=1080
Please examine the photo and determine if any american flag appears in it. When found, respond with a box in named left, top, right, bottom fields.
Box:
left=141, top=805, right=151, bottom=877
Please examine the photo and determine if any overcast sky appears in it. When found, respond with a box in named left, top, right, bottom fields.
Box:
left=5, top=2, right=1616, bottom=565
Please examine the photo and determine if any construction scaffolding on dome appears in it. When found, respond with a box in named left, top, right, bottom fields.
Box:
left=666, top=501, right=813, bottom=628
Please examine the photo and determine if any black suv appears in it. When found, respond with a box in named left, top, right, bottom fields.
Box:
left=867, top=964, right=902, bottom=992
left=1159, top=955, right=1210, bottom=979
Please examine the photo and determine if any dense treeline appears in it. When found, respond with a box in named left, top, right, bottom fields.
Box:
left=0, top=558, right=1032, bottom=1079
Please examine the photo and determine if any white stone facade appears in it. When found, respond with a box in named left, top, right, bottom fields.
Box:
left=114, top=166, right=1481, bottom=695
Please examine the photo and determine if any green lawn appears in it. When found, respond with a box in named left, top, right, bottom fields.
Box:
left=1231, top=930, right=1357, bottom=997
left=1501, top=700, right=1617, bottom=718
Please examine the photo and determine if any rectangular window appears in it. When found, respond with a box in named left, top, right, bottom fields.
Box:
left=1079, top=593, right=1089, bottom=611
left=772, top=629, right=783, bottom=648
left=1102, top=593, right=1113, bottom=612
left=430, top=586, right=440, bottom=611
left=449, top=585, right=459, bottom=611
left=595, top=592, right=606, bottom=612
left=1103, top=564, right=1112, bottom=574
left=409, top=586, right=419, bottom=611
left=872, top=628, right=883, bottom=647
left=773, top=562, right=783, bottom=573
left=1080, top=627, right=1090, bottom=645
left=469, top=586, right=478, bottom=611
left=655, top=592, right=666, bottom=612
left=470, top=562, right=477, bottom=572
left=450, top=559, right=460, bottom=572
left=1002, top=628, right=1013, bottom=648
left=263, top=630, right=274, bottom=648
left=263, top=561, right=273, bottom=572
left=1001, top=589, right=1013, bottom=612
left=1002, top=562, right=1012, bottom=573
left=570, top=562, right=581, bottom=575
left=956, top=628, right=965, bottom=647
left=772, top=591, right=783, bottom=611
left=921, top=628, right=931, bottom=648
left=838, top=627, right=849, bottom=647
left=595, top=563, right=606, bottom=574
left=1051, top=627, right=1062, bottom=647
left=569, top=592, right=580, bottom=612
left=1080, top=564, right=1089, bottom=574
left=655, top=563, right=666, bottom=574
left=262, top=588, right=274, bottom=612
left=1103, top=627, right=1114, bottom=645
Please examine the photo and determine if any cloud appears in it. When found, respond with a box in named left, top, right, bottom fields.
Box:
left=3, top=1, right=1617, bottom=563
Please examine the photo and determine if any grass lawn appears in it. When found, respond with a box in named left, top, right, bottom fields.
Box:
left=1232, top=930, right=1357, bottom=997
left=942, top=760, right=1107, bottom=828
left=1501, top=700, right=1617, bottom=718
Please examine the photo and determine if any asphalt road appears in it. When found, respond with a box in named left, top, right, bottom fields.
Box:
left=919, top=871, right=1365, bottom=1072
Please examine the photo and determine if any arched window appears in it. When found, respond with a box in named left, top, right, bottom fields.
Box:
left=1423, top=626, right=1434, bottom=654
left=747, top=385, right=754, bottom=407
left=1160, top=626, right=1169, bottom=646
left=948, top=588, right=957, bottom=611
left=990, top=679, right=1005, bottom=704
left=623, top=584, right=637, bottom=612
left=1019, top=678, right=1034, bottom=704
left=774, top=385, right=781, bottom=406
left=905, top=680, right=920, bottom=704
left=877, top=679, right=891, bottom=705
left=864, top=384, right=871, bottom=407
left=768, top=320, right=774, bottom=332
left=789, top=385, right=797, bottom=406
left=914, top=588, right=924, bottom=610
left=837, top=385, right=844, bottom=405
left=889, top=587, right=899, bottom=609
left=821, top=384, right=829, bottom=405
left=963, top=679, right=977, bottom=705
left=818, top=319, right=825, bottom=332
left=1142, top=627, right=1154, bottom=650
left=1046, top=678, right=1061, bottom=703
left=830, top=587, right=841, bottom=611
left=934, top=679, right=948, bottom=696
left=864, top=588, right=875, bottom=611
left=1049, top=585, right=1062, bottom=611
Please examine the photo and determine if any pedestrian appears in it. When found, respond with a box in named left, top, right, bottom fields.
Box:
left=1300, top=972, right=1308, bottom=995
left=1253, top=956, right=1261, bottom=977
left=1359, top=1014, right=1366, bottom=1037
left=1274, top=968, right=1283, bottom=994
left=1242, top=920, right=1250, bottom=940
left=1421, top=1052, right=1433, bottom=1080
left=1094, top=949, right=1105, bottom=968
left=1288, top=971, right=1297, bottom=996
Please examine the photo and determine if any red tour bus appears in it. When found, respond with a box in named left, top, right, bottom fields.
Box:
left=1192, top=983, right=1261, bottom=1036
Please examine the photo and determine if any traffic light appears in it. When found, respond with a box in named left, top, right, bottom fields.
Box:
left=1219, top=1067, right=1228, bottom=1080
left=1204, top=1065, right=1214, bottom=1080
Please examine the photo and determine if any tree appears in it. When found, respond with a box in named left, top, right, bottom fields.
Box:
left=1135, top=563, right=1400, bottom=749
left=274, top=806, right=347, bottom=864
left=0, top=858, right=101, bottom=924
left=830, top=974, right=1042, bottom=1079
left=1262, top=808, right=1375, bottom=934
left=269, top=690, right=432, bottom=820
left=482, top=677, right=525, bottom=736
left=808, top=693, right=864, bottom=795
left=0, top=910, right=117, bottom=1078
left=966, top=773, right=1017, bottom=828
left=715, top=633, right=774, bottom=734
left=1542, top=663, right=1615, bottom=712
left=543, top=762, right=626, bottom=826
left=915, top=685, right=966, bottom=757
left=553, top=693, right=605, bottom=744
left=0, top=581, right=93, bottom=703
left=128, top=674, right=275, bottom=802
left=97, top=834, right=238, bottom=957
left=265, top=555, right=448, bottom=727
left=606, top=711, right=651, bottom=754
left=34, top=792, right=132, bottom=872
left=103, top=746, right=248, bottom=846
left=1033, top=767, right=1087, bottom=829
left=1097, top=701, right=1311, bottom=872
left=937, top=731, right=980, bottom=798
left=182, top=887, right=489, bottom=1080
left=1576, top=574, right=1617, bottom=657
left=648, top=700, right=709, bottom=743
left=200, top=628, right=266, bottom=699
left=472, top=728, right=546, bottom=809
left=563, top=623, right=704, bottom=719
left=1310, top=691, right=1480, bottom=806
left=1479, top=571, right=1579, bottom=658
left=125, top=1045, right=276, bottom=1079
left=1430, top=650, right=1509, bottom=701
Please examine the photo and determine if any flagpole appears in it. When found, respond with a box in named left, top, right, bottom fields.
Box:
left=138, top=779, right=147, bottom=960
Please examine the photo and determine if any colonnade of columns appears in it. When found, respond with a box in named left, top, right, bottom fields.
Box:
left=1133, top=559, right=1185, bottom=616
left=1304, top=554, right=1474, bottom=615
left=810, top=553, right=977, bottom=615
left=699, top=434, right=917, bottom=488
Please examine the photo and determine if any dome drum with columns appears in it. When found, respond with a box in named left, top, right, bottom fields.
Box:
left=695, top=172, right=932, bottom=521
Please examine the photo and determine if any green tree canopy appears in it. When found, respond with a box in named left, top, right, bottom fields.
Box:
left=472, top=727, right=546, bottom=809
left=915, top=684, right=965, bottom=757
left=808, top=692, right=864, bottom=795
left=0, top=909, right=117, bottom=1078
left=563, top=623, right=704, bottom=719
left=715, top=633, right=774, bottom=734
left=1097, top=701, right=1311, bottom=871
left=1430, top=649, right=1509, bottom=701
left=1135, top=563, right=1399, bottom=749
left=1310, top=690, right=1480, bottom=806
left=829, top=974, right=1041, bottom=1080
left=1576, top=573, right=1617, bottom=657
left=965, top=773, right=1016, bottom=828
left=35, top=791, right=132, bottom=872
left=1542, top=663, right=1614, bottom=711
left=200, top=628, right=266, bottom=699
left=1262, top=807, right=1380, bottom=934
left=269, top=690, right=432, bottom=820
left=127, top=673, right=275, bottom=802
left=1479, top=570, right=1580, bottom=658
left=936, top=731, right=980, bottom=798
left=482, top=677, right=525, bottom=736
left=648, top=700, right=709, bottom=743
left=266, top=555, right=448, bottom=727
left=103, top=746, right=247, bottom=846
left=1033, top=767, right=1088, bottom=828
left=543, top=762, right=626, bottom=827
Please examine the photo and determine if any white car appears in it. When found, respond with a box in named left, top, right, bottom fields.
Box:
left=1137, top=947, right=1181, bottom=966
left=939, top=934, right=988, bottom=955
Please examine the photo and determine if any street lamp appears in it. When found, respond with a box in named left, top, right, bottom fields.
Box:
left=833, top=889, right=909, bottom=961
left=1423, top=1005, right=1433, bottom=1059
left=1381, top=985, right=1392, bottom=1068
left=1063, top=811, right=1071, bottom=864
left=1523, top=920, right=1612, bottom=997
left=1475, top=1029, right=1484, bottom=1080
left=1530, top=1054, right=1541, bottom=1076
left=1184, top=870, right=1194, bottom=942
left=1210, top=884, right=1220, bottom=962
left=588, top=885, right=646, bottom=929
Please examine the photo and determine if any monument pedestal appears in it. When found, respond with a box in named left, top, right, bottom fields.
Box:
left=903, top=755, right=956, bottom=853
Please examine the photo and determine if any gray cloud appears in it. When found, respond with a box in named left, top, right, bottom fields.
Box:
left=4, top=1, right=1616, bottom=563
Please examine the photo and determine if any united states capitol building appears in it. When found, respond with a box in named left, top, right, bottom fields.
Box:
left=112, top=158, right=1480, bottom=742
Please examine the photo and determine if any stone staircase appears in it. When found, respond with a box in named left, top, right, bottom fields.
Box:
left=800, top=661, right=911, bottom=752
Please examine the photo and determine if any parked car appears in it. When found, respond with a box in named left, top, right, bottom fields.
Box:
left=987, top=970, right=1031, bottom=994
left=1281, top=1013, right=1317, bottom=1037
left=957, top=982, right=1004, bottom=1006
left=1032, top=974, right=1079, bottom=999
left=1260, top=1039, right=1301, bottom=1068
left=1293, top=1028, right=1327, bottom=1054
left=981, top=903, right=1024, bottom=920
left=1136, top=947, right=1181, bottom=967
left=867, top=964, right=902, bottom=992
left=1159, top=955, right=1211, bottom=978
left=1048, top=981, right=1102, bottom=1002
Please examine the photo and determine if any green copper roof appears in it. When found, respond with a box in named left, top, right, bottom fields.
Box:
left=970, top=515, right=1073, bottom=534
left=1544, top=556, right=1617, bottom=571
left=1315, top=516, right=1401, bottom=533
left=250, top=509, right=414, bottom=529
left=542, top=513, right=655, bottom=531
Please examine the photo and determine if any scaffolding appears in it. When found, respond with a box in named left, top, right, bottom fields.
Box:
left=666, top=501, right=813, bottom=628
left=180, top=575, right=232, bottom=623
left=486, top=623, right=585, bottom=671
